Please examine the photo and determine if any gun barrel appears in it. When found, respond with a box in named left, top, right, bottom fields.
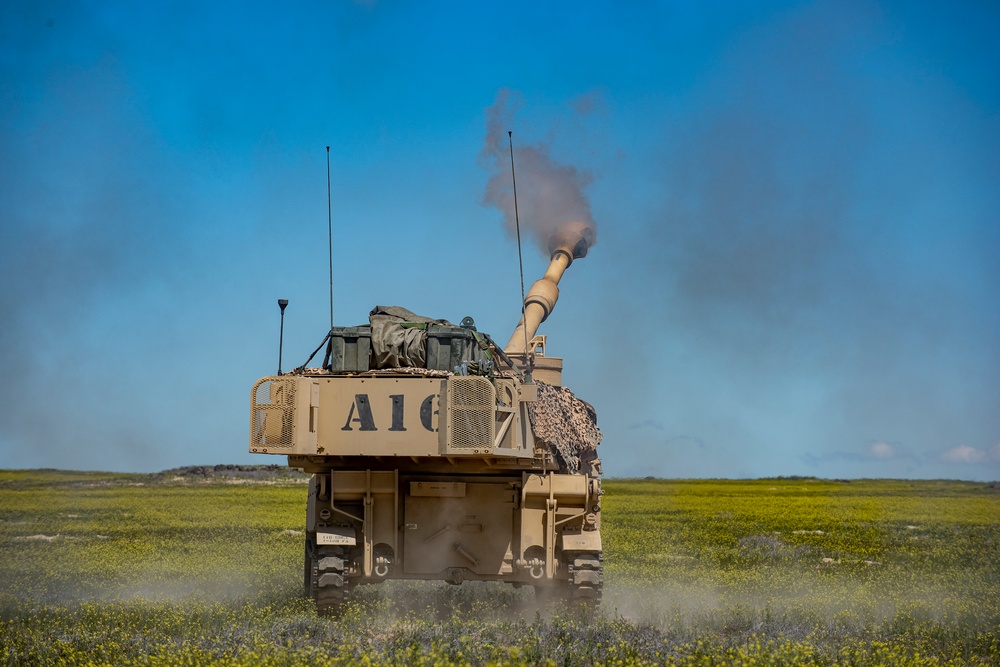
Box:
left=505, top=221, right=594, bottom=354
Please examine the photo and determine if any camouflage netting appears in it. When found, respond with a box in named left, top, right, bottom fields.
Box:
left=527, top=381, right=603, bottom=474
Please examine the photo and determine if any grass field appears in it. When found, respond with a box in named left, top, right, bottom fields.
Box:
left=1, top=468, right=997, bottom=665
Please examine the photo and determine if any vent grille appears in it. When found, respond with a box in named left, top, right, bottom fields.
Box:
left=446, top=376, right=495, bottom=450
left=250, top=378, right=296, bottom=450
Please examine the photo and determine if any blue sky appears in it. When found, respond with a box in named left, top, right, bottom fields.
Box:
left=1, top=0, right=997, bottom=479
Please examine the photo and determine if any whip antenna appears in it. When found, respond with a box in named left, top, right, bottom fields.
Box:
left=326, top=146, right=334, bottom=329
left=508, top=131, right=531, bottom=378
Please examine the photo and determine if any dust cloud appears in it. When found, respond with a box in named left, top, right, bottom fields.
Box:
left=0, top=58, right=183, bottom=470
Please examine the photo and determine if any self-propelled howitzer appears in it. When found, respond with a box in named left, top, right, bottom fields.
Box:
left=249, top=222, right=603, bottom=614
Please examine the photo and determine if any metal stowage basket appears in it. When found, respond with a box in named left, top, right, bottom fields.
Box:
left=250, top=378, right=296, bottom=451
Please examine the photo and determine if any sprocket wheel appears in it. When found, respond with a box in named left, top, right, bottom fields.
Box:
left=532, top=550, right=603, bottom=616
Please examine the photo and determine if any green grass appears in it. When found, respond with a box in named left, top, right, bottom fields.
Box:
left=1, top=469, right=998, bottom=665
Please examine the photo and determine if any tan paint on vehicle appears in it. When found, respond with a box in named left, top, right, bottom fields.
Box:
left=249, top=221, right=604, bottom=614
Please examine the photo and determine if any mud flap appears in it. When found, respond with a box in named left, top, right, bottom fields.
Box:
left=560, top=529, right=601, bottom=552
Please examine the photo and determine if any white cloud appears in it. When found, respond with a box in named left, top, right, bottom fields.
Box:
left=942, top=444, right=989, bottom=464
left=869, top=442, right=896, bottom=460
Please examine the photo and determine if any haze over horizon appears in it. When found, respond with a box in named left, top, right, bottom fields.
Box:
left=2, top=0, right=998, bottom=480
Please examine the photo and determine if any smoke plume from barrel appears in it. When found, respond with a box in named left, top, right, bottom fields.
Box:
left=480, top=89, right=598, bottom=256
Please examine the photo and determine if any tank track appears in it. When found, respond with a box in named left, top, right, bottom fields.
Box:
left=307, top=540, right=352, bottom=615
left=564, top=550, right=604, bottom=606
left=534, top=550, right=604, bottom=613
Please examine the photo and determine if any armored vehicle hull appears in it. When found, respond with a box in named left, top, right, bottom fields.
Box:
left=251, top=360, right=603, bottom=614
left=249, top=222, right=603, bottom=614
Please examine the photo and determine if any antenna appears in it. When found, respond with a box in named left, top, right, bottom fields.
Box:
left=508, top=131, right=532, bottom=380
left=326, top=146, right=334, bottom=329
left=277, top=299, right=289, bottom=375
